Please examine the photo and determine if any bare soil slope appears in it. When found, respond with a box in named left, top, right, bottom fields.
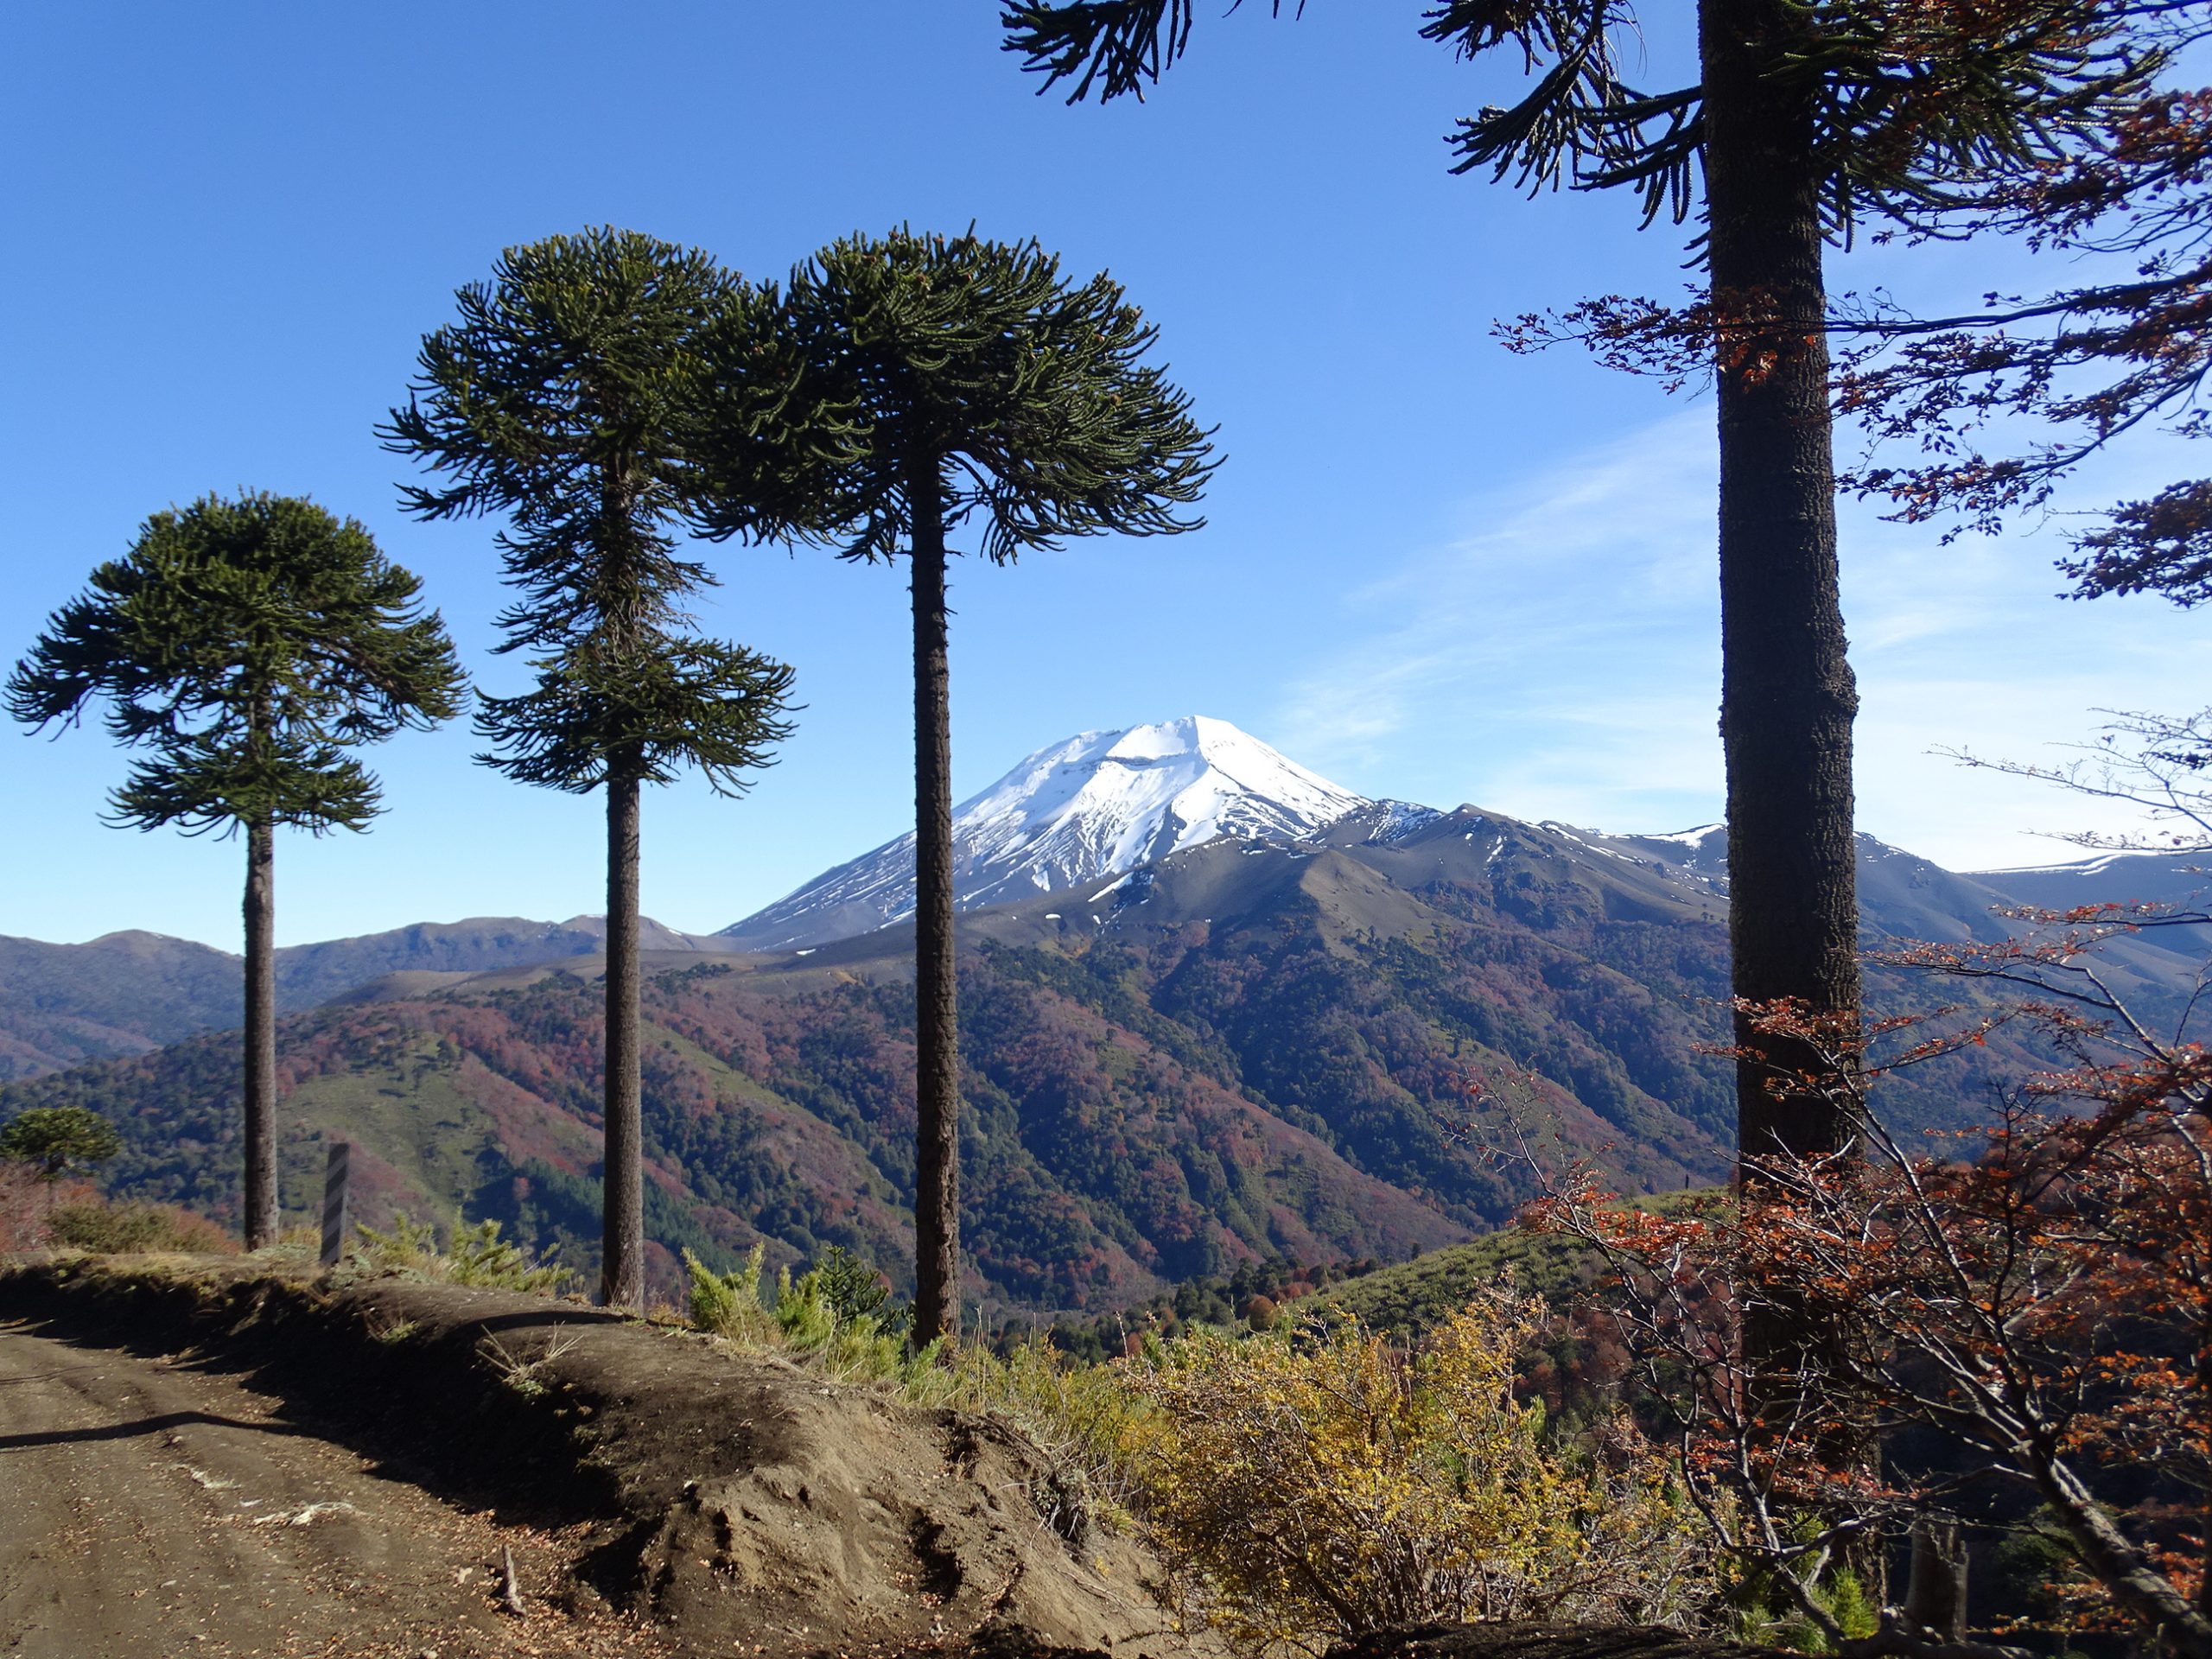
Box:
left=0, top=1258, right=1179, bottom=1659
left=1321, top=1626, right=1779, bottom=1659
left=0, top=1313, right=666, bottom=1658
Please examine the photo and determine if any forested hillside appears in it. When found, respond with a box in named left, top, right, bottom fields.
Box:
left=2, top=805, right=2063, bottom=1314
left=3, top=955, right=1463, bottom=1312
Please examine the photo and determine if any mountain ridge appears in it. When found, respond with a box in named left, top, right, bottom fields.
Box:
left=9, top=744, right=2209, bottom=1085
left=9, top=720, right=2212, bottom=1313
left=717, top=715, right=1376, bottom=951
left=0, top=917, right=728, bottom=1082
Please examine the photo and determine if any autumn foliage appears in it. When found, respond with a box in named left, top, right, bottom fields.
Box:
left=1122, top=1294, right=1719, bottom=1649
left=1513, top=953, right=2212, bottom=1653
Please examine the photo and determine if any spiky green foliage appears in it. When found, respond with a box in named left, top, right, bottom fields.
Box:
left=6, top=492, right=464, bottom=834
left=354, top=1212, right=574, bottom=1294
left=1007, top=2, right=2157, bottom=241
left=8, top=491, right=465, bottom=1249
left=694, top=226, right=1214, bottom=1344
left=685, top=1243, right=773, bottom=1341
left=381, top=226, right=797, bottom=793
left=467, top=634, right=795, bottom=795
left=1429, top=0, right=2153, bottom=237
left=692, top=226, right=1216, bottom=562
left=0, top=1105, right=121, bottom=1181
left=385, top=226, right=797, bottom=1308
left=807, top=1243, right=905, bottom=1332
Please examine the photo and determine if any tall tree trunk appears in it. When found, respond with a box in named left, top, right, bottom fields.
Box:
left=909, top=467, right=961, bottom=1345
left=1902, top=1516, right=1967, bottom=1641
left=601, top=756, right=645, bottom=1309
left=1702, top=1, right=1872, bottom=1570
left=241, top=819, right=279, bottom=1249
left=1700, top=0, right=1862, bottom=1165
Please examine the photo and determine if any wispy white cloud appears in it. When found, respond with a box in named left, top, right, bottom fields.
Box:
left=1275, top=408, right=1720, bottom=822
left=1274, top=409, right=2212, bottom=867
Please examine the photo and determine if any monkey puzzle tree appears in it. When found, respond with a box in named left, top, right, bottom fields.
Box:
left=383, top=227, right=797, bottom=1309
left=692, top=228, right=1214, bottom=1342
left=0, top=1105, right=122, bottom=1183
left=1004, top=0, right=2149, bottom=1167
left=7, top=492, right=463, bottom=1248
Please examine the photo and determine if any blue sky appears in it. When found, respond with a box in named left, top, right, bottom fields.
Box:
left=3, top=5, right=2203, bottom=950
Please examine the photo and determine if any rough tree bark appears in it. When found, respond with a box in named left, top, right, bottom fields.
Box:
left=601, top=757, right=645, bottom=1309
left=908, top=465, right=962, bottom=1344
left=1701, top=0, right=1863, bottom=1165
left=241, top=818, right=279, bottom=1250
left=1701, top=0, right=1875, bottom=1602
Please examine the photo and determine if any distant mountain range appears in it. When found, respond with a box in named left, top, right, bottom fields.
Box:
left=3, top=715, right=2206, bottom=1313
left=715, top=711, right=2208, bottom=967
left=0, top=917, right=730, bottom=1081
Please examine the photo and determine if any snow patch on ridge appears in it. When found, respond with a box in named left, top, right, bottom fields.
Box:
left=1969, top=849, right=2184, bottom=879
left=721, top=716, right=1372, bottom=951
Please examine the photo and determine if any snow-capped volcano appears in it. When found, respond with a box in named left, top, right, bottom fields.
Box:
left=720, top=716, right=1370, bottom=951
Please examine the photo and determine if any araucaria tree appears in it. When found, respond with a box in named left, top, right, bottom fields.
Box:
left=7, top=493, right=463, bottom=1247
left=1004, top=1, right=2150, bottom=1167
left=695, top=228, right=1214, bottom=1342
left=0, top=1105, right=122, bottom=1183
left=384, top=228, right=797, bottom=1309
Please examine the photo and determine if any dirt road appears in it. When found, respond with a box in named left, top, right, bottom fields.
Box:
left=0, top=1318, right=667, bottom=1659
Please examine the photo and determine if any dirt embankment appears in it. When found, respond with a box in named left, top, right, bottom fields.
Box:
left=0, top=1257, right=1179, bottom=1659
left=1320, top=1627, right=1783, bottom=1659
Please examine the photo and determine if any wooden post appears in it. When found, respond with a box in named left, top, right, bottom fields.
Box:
left=320, top=1141, right=350, bottom=1268
left=1901, top=1515, right=1967, bottom=1641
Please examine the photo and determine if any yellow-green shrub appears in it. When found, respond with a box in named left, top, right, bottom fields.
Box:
left=353, top=1214, right=572, bottom=1294
left=684, top=1243, right=774, bottom=1341
left=1122, top=1291, right=1718, bottom=1649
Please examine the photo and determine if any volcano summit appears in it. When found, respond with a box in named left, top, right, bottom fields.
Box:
left=717, top=715, right=1372, bottom=951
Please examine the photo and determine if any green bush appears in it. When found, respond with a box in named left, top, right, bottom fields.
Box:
left=443, top=1218, right=571, bottom=1292
left=353, top=1213, right=573, bottom=1294
left=685, top=1243, right=773, bottom=1341
left=772, top=1261, right=840, bottom=1351
left=686, top=1243, right=940, bottom=1386
left=810, top=1243, right=905, bottom=1333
